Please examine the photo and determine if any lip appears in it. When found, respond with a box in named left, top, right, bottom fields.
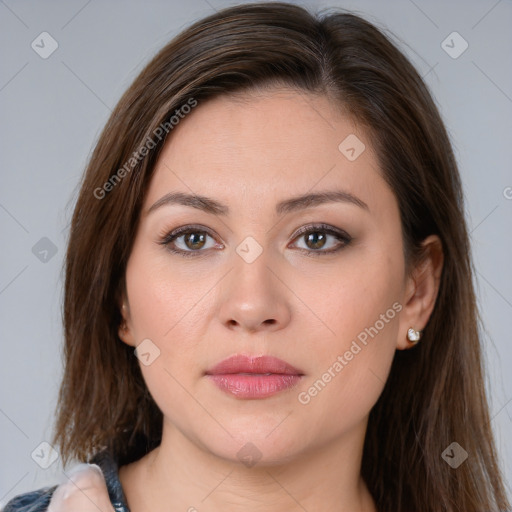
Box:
left=205, top=354, right=304, bottom=399
left=206, top=354, right=303, bottom=376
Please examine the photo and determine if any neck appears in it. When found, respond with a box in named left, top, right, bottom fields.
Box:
left=119, top=419, right=376, bottom=512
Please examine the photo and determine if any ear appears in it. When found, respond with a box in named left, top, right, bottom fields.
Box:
left=396, top=234, right=444, bottom=350
left=118, top=299, right=137, bottom=347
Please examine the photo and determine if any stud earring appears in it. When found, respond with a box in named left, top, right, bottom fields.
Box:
left=407, top=327, right=422, bottom=345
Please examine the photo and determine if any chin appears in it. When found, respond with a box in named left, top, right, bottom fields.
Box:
left=194, top=419, right=309, bottom=468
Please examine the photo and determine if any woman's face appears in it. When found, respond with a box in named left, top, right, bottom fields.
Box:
left=119, top=88, right=427, bottom=464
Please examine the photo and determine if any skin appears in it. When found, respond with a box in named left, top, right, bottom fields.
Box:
left=91, top=87, right=443, bottom=512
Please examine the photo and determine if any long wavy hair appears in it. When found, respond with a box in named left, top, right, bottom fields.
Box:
left=53, top=3, right=510, bottom=511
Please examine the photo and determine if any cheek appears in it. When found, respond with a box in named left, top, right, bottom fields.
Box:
left=124, top=246, right=209, bottom=430
left=124, top=240, right=220, bottom=388
left=125, top=241, right=207, bottom=344
left=295, top=236, right=403, bottom=350
left=123, top=248, right=211, bottom=429
left=294, top=238, right=403, bottom=421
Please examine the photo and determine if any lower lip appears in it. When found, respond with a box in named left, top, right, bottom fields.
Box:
left=207, top=374, right=302, bottom=399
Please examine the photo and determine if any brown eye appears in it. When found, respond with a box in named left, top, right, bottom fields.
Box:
left=160, top=225, right=220, bottom=257
left=182, top=232, right=207, bottom=250
left=304, top=232, right=328, bottom=250
left=160, top=223, right=351, bottom=258
left=290, top=224, right=352, bottom=256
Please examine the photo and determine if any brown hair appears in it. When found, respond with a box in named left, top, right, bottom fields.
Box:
left=54, top=3, right=510, bottom=511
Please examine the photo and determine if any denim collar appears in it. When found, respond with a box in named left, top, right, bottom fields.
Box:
left=89, top=450, right=130, bottom=512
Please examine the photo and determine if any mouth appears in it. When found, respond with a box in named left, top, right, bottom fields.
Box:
left=205, top=354, right=304, bottom=399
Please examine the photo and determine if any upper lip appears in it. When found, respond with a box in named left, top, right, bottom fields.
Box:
left=206, top=354, right=304, bottom=375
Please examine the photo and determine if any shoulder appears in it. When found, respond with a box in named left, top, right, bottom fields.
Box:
left=2, top=485, right=57, bottom=512
left=2, top=449, right=129, bottom=512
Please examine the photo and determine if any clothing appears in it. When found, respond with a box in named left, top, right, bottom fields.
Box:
left=2, top=450, right=130, bottom=512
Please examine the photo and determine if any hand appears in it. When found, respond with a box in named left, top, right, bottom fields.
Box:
left=48, top=463, right=114, bottom=512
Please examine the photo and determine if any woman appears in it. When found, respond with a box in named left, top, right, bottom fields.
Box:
left=4, top=2, right=509, bottom=511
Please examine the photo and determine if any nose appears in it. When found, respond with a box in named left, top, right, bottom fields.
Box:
left=217, top=245, right=292, bottom=334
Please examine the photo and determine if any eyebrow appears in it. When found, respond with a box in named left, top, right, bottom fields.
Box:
left=146, top=189, right=369, bottom=217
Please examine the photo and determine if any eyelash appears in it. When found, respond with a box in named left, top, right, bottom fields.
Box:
left=158, top=223, right=352, bottom=259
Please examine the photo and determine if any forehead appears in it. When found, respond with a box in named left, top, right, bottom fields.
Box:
left=144, top=88, right=390, bottom=217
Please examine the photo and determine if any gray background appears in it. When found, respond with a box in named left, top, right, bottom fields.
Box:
left=1, top=0, right=511, bottom=505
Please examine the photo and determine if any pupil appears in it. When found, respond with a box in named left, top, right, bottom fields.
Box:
left=307, top=232, right=325, bottom=249
left=186, top=232, right=205, bottom=249
left=183, top=231, right=328, bottom=251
